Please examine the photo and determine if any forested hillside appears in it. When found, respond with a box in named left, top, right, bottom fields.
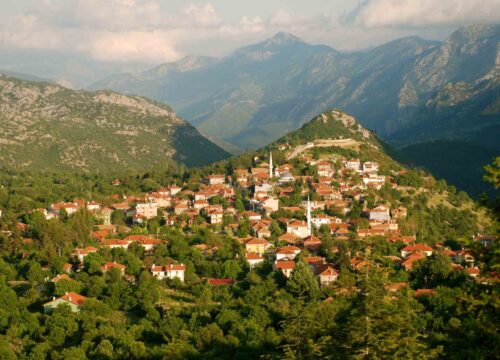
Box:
left=0, top=75, right=229, bottom=171
left=399, top=141, right=499, bottom=197
left=0, top=109, right=497, bottom=359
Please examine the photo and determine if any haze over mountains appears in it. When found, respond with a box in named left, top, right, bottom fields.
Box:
left=90, top=25, right=499, bottom=151
left=0, top=49, right=149, bottom=89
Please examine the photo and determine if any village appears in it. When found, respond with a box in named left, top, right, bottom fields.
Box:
left=8, top=145, right=493, bottom=313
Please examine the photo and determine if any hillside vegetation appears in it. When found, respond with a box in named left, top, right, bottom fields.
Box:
left=0, top=75, right=229, bottom=171
left=0, top=108, right=497, bottom=359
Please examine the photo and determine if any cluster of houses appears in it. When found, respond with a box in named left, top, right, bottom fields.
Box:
left=14, top=148, right=494, bottom=312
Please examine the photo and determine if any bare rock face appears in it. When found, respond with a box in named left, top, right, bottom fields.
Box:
left=93, top=92, right=179, bottom=120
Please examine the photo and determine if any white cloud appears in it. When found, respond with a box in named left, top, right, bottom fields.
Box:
left=240, top=16, right=265, bottom=33
left=352, top=0, right=500, bottom=28
left=85, top=30, right=180, bottom=63
left=269, top=10, right=295, bottom=27
left=184, top=4, right=221, bottom=26
left=1, top=0, right=498, bottom=63
left=0, top=0, right=198, bottom=62
left=0, top=14, right=62, bottom=50
left=43, top=0, right=167, bottom=30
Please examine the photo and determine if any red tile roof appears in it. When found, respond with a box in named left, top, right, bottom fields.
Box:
left=61, top=292, right=87, bottom=306
left=245, top=238, right=270, bottom=245
left=402, top=244, right=433, bottom=252
left=73, top=246, right=98, bottom=255
left=101, top=262, right=126, bottom=271
left=414, top=289, right=436, bottom=297
left=384, top=282, right=407, bottom=292
left=288, top=220, right=308, bottom=227
left=277, top=246, right=301, bottom=254
left=208, top=278, right=236, bottom=285
left=51, top=274, right=73, bottom=283
left=246, top=252, right=263, bottom=260
left=101, top=239, right=129, bottom=246
left=275, top=260, right=295, bottom=270
left=466, top=267, right=480, bottom=275
left=151, top=264, right=186, bottom=272
left=306, top=256, right=325, bottom=266
left=402, top=252, right=425, bottom=270
left=317, top=264, right=338, bottom=276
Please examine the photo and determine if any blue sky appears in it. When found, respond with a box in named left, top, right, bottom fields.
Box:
left=1, top=0, right=499, bottom=63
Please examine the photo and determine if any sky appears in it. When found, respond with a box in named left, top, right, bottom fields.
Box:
left=1, top=0, right=499, bottom=64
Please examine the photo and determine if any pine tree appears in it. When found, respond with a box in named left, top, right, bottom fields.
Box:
left=287, top=257, right=320, bottom=301
left=347, top=269, right=440, bottom=359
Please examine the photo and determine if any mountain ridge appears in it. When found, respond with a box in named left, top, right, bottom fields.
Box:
left=89, top=24, right=499, bottom=151
left=0, top=75, right=229, bottom=171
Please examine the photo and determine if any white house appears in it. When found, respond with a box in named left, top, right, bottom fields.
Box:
left=274, top=260, right=295, bottom=278
left=316, top=264, right=339, bottom=285
left=209, top=210, right=224, bottom=224
left=279, top=171, right=295, bottom=184
left=255, top=183, right=272, bottom=194
left=276, top=246, right=301, bottom=261
left=363, top=174, right=386, bottom=187
left=343, top=159, right=361, bottom=171
left=256, top=197, right=279, bottom=213
left=311, top=214, right=332, bottom=228
left=368, top=205, right=391, bottom=222
left=242, top=211, right=261, bottom=221
left=287, top=220, right=311, bottom=238
left=151, top=264, right=186, bottom=282
left=43, top=292, right=87, bottom=313
left=72, top=246, right=98, bottom=262
left=168, top=186, right=181, bottom=196
left=317, top=161, right=333, bottom=177
left=129, top=202, right=158, bottom=220
left=86, top=201, right=101, bottom=211
left=400, top=244, right=433, bottom=258
left=246, top=253, right=264, bottom=269
left=208, top=175, right=225, bottom=185
left=362, top=162, right=379, bottom=173
left=101, top=239, right=129, bottom=250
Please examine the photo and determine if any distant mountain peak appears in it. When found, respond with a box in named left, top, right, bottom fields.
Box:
left=232, top=32, right=309, bottom=58
left=142, top=55, right=217, bottom=79
left=267, top=32, right=304, bottom=45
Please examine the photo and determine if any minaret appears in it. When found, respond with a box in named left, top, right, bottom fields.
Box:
left=269, top=151, right=273, bottom=178
left=307, top=195, right=312, bottom=235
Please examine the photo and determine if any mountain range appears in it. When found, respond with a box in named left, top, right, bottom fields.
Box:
left=89, top=25, right=499, bottom=150
left=0, top=49, right=149, bottom=89
left=89, top=24, right=499, bottom=196
left=0, top=75, right=229, bottom=172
